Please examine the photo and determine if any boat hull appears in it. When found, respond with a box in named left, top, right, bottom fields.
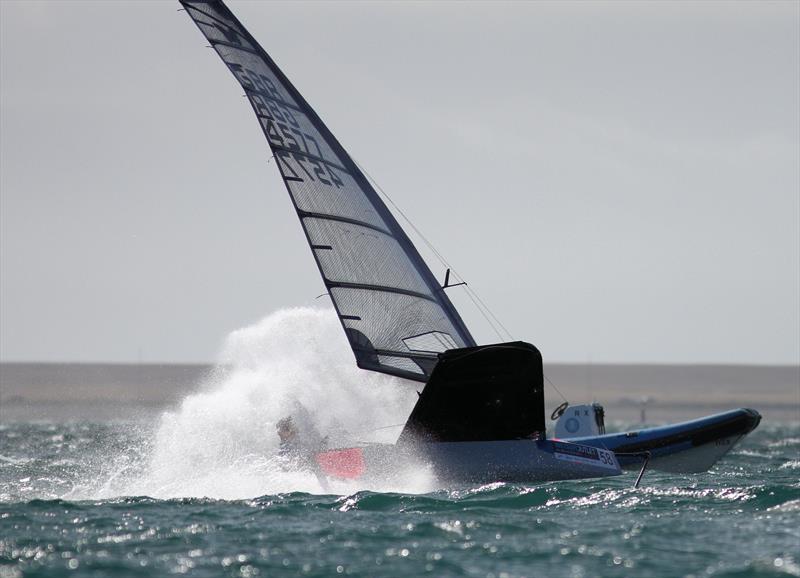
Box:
left=417, top=439, right=622, bottom=483
left=315, top=409, right=760, bottom=483
left=570, top=408, right=761, bottom=473
left=316, top=439, right=622, bottom=485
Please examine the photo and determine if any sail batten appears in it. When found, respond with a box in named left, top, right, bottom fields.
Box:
left=299, top=213, right=390, bottom=236
left=266, top=142, right=349, bottom=169
left=325, top=282, right=438, bottom=303
left=210, top=39, right=261, bottom=54
left=181, top=0, right=476, bottom=381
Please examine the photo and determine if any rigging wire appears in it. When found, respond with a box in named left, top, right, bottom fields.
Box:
left=544, top=373, right=569, bottom=404
left=353, top=159, right=514, bottom=343
left=352, top=422, right=406, bottom=434
left=353, top=159, right=570, bottom=406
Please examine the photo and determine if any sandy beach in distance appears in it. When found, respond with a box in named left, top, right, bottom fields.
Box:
left=1, top=362, right=797, bottom=424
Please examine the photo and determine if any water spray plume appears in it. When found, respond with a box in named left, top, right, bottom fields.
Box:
left=118, top=307, right=431, bottom=499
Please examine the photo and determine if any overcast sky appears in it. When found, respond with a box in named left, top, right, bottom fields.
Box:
left=1, top=0, right=798, bottom=365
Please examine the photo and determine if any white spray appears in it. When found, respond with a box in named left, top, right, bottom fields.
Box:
left=115, top=307, right=432, bottom=499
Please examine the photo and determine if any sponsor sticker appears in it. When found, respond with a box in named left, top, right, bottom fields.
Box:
left=552, top=441, right=618, bottom=470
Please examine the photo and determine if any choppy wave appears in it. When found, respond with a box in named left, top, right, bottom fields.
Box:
left=2, top=466, right=798, bottom=578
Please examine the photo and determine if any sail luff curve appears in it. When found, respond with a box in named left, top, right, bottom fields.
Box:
left=180, top=0, right=476, bottom=382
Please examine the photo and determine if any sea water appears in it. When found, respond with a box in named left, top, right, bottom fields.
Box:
left=1, top=309, right=798, bottom=577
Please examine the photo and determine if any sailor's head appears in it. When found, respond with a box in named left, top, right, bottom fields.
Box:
left=276, top=416, right=297, bottom=440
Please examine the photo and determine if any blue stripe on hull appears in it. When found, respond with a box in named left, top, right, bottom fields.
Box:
left=567, top=408, right=761, bottom=468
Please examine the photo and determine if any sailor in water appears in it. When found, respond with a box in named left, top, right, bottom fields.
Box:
left=275, top=415, right=327, bottom=470
left=276, top=416, right=301, bottom=458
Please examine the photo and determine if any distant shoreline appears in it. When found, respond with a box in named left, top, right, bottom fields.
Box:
left=1, top=362, right=797, bottom=423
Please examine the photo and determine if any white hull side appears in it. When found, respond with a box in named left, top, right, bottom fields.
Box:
left=621, top=435, right=745, bottom=474
left=343, top=440, right=622, bottom=485
left=420, top=440, right=621, bottom=483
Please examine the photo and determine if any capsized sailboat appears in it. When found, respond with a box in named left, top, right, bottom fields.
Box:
left=178, top=0, right=760, bottom=484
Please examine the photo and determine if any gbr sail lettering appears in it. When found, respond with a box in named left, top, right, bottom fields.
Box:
left=230, top=63, right=345, bottom=189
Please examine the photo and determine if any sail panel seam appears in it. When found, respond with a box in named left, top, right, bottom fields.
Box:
left=369, top=348, right=437, bottom=360
left=184, top=5, right=247, bottom=39
left=298, top=211, right=391, bottom=236
left=328, top=282, right=436, bottom=303
left=270, top=145, right=349, bottom=174
left=242, top=87, right=305, bottom=115
left=210, top=38, right=260, bottom=55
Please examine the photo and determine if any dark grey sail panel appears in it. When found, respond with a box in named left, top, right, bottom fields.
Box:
left=180, top=0, right=476, bottom=381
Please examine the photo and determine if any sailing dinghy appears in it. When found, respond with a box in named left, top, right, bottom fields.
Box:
left=178, top=0, right=760, bottom=484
